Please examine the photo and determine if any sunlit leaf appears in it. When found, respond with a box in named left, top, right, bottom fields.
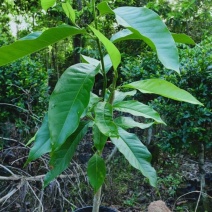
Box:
left=89, top=26, right=121, bottom=70
left=41, top=0, right=56, bottom=11
left=97, top=1, right=114, bottom=16
left=62, top=2, right=75, bottom=24
left=172, top=33, right=195, bottom=45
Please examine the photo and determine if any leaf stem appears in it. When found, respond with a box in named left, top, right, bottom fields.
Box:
left=91, top=0, right=107, bottom=99
left=108, top=69, right=118, bottom=104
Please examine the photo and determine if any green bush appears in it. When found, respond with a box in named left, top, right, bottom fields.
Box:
left=0, top=57, right=49, bottom=138
left=153, top=37, right=212, bottom=153
left=119, top=37, right=212, bottom=153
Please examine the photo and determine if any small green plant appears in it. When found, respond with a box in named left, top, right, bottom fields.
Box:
left=0, top=1, right=202, bottom=211
left=124, top=195, right=138, bottom=207
left=158, top=172, right=183, bottom=197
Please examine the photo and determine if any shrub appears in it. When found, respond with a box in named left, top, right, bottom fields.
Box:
left=0, top=57, right=49, bottom=138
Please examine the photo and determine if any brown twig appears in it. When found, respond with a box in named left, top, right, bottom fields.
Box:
left=172, top=191, right=212, bottom=211
left=0, top=173, right=79, bottom=181
left=0, top=179, right=25, bottom=204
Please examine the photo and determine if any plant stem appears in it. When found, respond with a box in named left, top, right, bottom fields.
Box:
left=91, top=2, right=104, bottom=211
left=108, top=69, right=118, bottom=104
left=92, top=186, right=102, bottom=212
left=91, top=0, right=107, bottom=99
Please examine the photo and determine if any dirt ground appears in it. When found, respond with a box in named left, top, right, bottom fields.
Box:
left=0, top=136, right=212, bottom=212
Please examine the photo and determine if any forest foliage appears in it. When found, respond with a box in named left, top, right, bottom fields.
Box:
left=1, top=0, right=211, bottom=152
left=0, top=0, right=211, bottom=211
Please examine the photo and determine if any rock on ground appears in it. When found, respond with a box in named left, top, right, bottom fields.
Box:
left=148, top=200, right=171, bottom=212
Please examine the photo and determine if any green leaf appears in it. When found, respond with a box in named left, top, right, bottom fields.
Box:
left=44, top=121, right=89, bottom=187
left=25, top=114, right=51, bottom=165
left=113, top=7, right=179, bottom=73
left=123, top=79, right=203, bottom=105
left=0, top=25, right=85, bottom=66
left=172, top=33, right=195, bottom=45
left=97, top=1, right=114, bottom=16
left=115, top=117, right=154, bottom=130
left=93, top=124, right=108, bottom=151
left=25, top=134, right=36, bottom=146
left=81, top=54, right=99, bottom=67
left=113, top=90, right=137, bottom=104
left=98, top=4, right=179, bottom=73
left=111, top=128, right=157, bottom=187
left=89, top=26, right=121, bottom=70
left=88, top=92, right=102, bottom=108
left=87, top=154, right=106, bottom=193
left=111, top=29, right=155, bottom=50
left=41, top=0, right=56, bottom=10
left=82, top=92, right=102, bottom=118
left=111, top=29, right=196, bottom=46
left=81, top=54, right=112, bottom=74
left=62, top=2, right=75, bottom=24
left=48, top=63, right=97, bottom=149
left=113, top=100, right=165, bottom=124
left=94, top=102, right=118, bottom=137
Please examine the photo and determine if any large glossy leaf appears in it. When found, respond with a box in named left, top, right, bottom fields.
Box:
left=111, top=29, right=195, bottom=45
left=81, top=55, right=99, bottom=67
left=87, top=154, right=106, bottom=193
left=41, top=0, right=56, bottom=10
left=0, top=25, right=85, bottom=66
left=111, top=29, right=155, bottom=49
left=48, top=63, right=97, bottom=149
left=25, top=114, right=51, bottom=165
left=123, top=79, right=203, bottom=105
left=115, top=117, right=154, bottom=130
left=89, top=26, right=121, bottom=70
left=97, top=1, right=114, bottom=16
left=62, top=2, right=75, bottom=24
left=81, top=54, right=112, bottom=73
left=97, top=2, right=179, bottom=73
left=111, top=128, right=157, bottom=187
left=94, top=102, right=118, bottom=137
left=114, top=7, right=179, bottom=72
left=113, top=100, right=165, bottom=124
left=93, top=124, right=108, bottom=151
left=113, top=90, right=137, bottom=104
left=44, top=121, right=89, bottom=187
